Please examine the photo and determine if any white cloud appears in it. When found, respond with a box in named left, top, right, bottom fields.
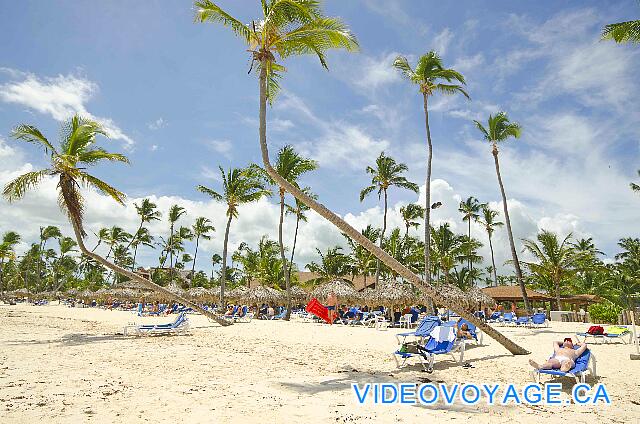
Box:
left=204, top=139, right=233, bottom=159
left=0, top=70, right=134, bottom=147
left=147, top=118, right=166, bottom=130
left=432, top=28, right=454, bottom=56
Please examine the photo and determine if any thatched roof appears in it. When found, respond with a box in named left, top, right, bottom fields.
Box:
left=241, top=286, right=283, bottom=304
left=311, top=279, right=357, bottom=300
left=297, top=272, right=373, bottom=291
left=560, top=294, right=602, bottom=304
left=482, top=286, right=552, bottom=302
left=289, top=286, right=309, bottom=301
left=466, top=286, right=495, bottom=305
left=11, top=288, right=30, bottom=297
left=431, top=284, right=472, bottom=310
left=227, top=286, right=249, bottom=301
left=357, top=288, right=376, bottom=303
left=370, top=280, right=419, bottom=304
left=79, top=289, right=93, bottom=299
left=116, top=281, right=152, bottom=291
left=165, top=282, right=185, bottom=295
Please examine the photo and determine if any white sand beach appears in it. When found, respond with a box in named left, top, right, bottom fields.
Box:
left=1, top=303, right=639, bottom=423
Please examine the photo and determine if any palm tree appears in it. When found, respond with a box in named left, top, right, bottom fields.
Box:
left=53, top=236, right=77, bottom=291
left=167, top=205, right=186, bottom=282
left=458, top=196, right=483, bottom=280
left=0, top=231, right=21, bottom=295
left=197, top=166, right=269, bottom=305
left=285, top=187, right=316, bottom=284
left=305, top=246, right=351, bottom=285
left=130, top=227, right=154, bottom=270
left=211, top=253, right=222, bottom=281
left=3, top=115, right=231, bottom=325
left=197, top=0, right=528, bottom=354
left=602, top=3, right=640, bottom=44
left=191, top=217, right=215, bottom=284
left=522, top=231, right=580, bottom=310
left=479, top=204, right=504, bottom=286
left=473, top=112, right=531, bottom=313
left=631, top=170, right=640, bottom=193
left=360, top=152, right=419, bottom=286
left=393, top=51, right=469, bottom=288
left=36, top=225, right=61, bottom=289
left=254, top=145, right=317, bottom=319
left=126, top=198, right=161, bottom=252
left=343, top=225, right=381, bottom=288
left=400, top=203, right=425, bottom=238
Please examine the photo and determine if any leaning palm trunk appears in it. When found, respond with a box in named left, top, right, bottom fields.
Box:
left=61, top=198, right=230, bottom=326
left=191, top=235, right=200, bottom=287
left=374, top=190, right=388, bottom=287
left=287, top=214, right=300, bottom=285
left=278, top=190, right=292, bottom=320
left=422, top=93, right=435, bottom=314
left=220, top=215, right=232, bottom=306
left=258, top=63, right=528, bottom=355
left=492, top=144, right=531, bottom=313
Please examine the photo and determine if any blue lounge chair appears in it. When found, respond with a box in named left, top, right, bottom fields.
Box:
left=234, top=305, right=254, bottom=323
left=395, top=315, right=441, bottom=344
left=530, top=312, right=548, bottom=328
left=271, top=308, right=287, bottom=320
left=393, top=326, right=466, bottom=372
left=531, top=346, right=597, bottom=384
left=124, top=312, right=190, bottom=336
left=576, top=326, right=632, bottom=344
left=515, top=316, right=530, bottom=327
left=487, top=311, right=502, bottom=322
left=457, top=318, right=483, bottom=345
left=500, top=312, right=515, bottom=326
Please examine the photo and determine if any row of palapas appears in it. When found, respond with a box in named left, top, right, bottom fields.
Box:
left=5, top=279, right=494, bottom=311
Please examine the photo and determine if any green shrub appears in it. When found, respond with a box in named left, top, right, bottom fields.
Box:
left=588, top=302, right=622, bottom=324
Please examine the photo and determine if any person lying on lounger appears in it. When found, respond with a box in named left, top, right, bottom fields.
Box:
left=457, top=323, right=473, bottom=340
left=529, top=338, right=588, bottom=372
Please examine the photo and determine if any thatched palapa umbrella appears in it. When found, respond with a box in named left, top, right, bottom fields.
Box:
left=311, top=279, right=358, bottom=302
left=289, top=285, right=309, bottom=302
left=467, top=287, right=495, bottom=307
left=241, top=285, right=283, bottom=305
left=370, top=280, right=418, bottom=305
left=227, top=286, right=248, bottom=302
left=434, top=284, right=473, bottom=312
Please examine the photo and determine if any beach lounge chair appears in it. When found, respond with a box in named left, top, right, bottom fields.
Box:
left=500, top=312, right=515, bottom=326
left=515, top=316, right=530, bottom=327
left=234, top=306, right=254, bottom=323
left=271, top=308, right=287, bottom=320
left=395, top=315, right=441, bottom=345
left=576, top=325, right=632, bottom=344
left=457, top=318, right=483, bottom=345
left=123, top=312, right=190, bottom=336
left=487, top=311, right=502, bottom=323
left=530, top=346, right=597, bottom=384
left=393, top=326, right=466, bottom=372
left=529, top=312, right=548, bottom=328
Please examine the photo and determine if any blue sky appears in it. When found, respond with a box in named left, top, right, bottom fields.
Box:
left=0, top=0, right=638, bottom=275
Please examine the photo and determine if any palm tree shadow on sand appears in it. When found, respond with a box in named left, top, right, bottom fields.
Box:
left=5, top=332, right=192, bottom=347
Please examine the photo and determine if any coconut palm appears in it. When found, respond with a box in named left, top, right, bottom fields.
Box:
left=0, top=231, right=21, bottom=295
left=602, top=3, right=640, bottom=44
left=360, top=152, right=419, bottom=286
left=3, top=115, right=230, bottom=325
left=479, top=204, right=503, bottom=286
left=522, top=231, right=580, bottom=310
left=473, top=112, right=531, bottom=313
left=400, top=203, right=425, bottom=238
left=305, top=246, right=351, bottom=286
left=197, top=166, right=270, bottom=304
left=130, top=227, right=154, bottom=270
left=343, top=225, right=381, bottom=288
left=167, top=204, right=186, bottom=282
left=253, top=145, right=317, bottom=319
left=458, top=196, right=484, bottom=280
left=393, top=51, right=469, bottom=288
left=126, top=198, right=161, bottom=252
left=285, top=187, right=316, bottom=284
left=197, top=0, right=528, bottom=353
left=191, top=217, right=215, bottom=284
left=36, top=225, right=62, bottom=288
left=52, top=236, right=77, bottom=290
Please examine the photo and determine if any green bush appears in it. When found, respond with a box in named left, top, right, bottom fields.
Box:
left=588, top=302, right=622, bottom=324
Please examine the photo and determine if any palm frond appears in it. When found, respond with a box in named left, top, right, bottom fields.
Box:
left=392, top=56, right=416, bottom=81
left=11, top=125, right=58, bottom=155
left=197, top=185, right=224, bottom=202
left=435, top=83, right=470, bottom=99
left=2, top=169, right=53, bottom=201
left=79, top=148, right=130, bottom=165
left=194, top=0, right=252, bottom=44
left=78, top=172, right=126, bottom=205
left=602, top=20, right=640, bottom=44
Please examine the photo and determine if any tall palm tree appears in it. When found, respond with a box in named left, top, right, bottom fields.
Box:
left=197, top=166, right=269, bottom=304
left=254, top=145, right=317, bottom=319
left=197, top=0, right=528, bottom=354
left=285, top=187, right=316, bottom=284
left=211, top=253, right=222, bottom=281
left=393, top=51, right=469, bottom=288
left=3, top=115, right=231, bottom=325
left=126, top=198, right=161, bottom=252
left=522, top=231, right=580, bottom=310
left=473, top=112, right=531, bottom=313
left=130, top=227, right=154, bottom=270
left=52, top=236, right=77, bottom=291
left=37, top=225, right=61, bottom=288
left=167, top=205, right=186, bottom=282
left=458, top=196, right=483, bottom=280
left=479, top=204, right=503, bottom=286
left=305, top=246, right=351, bottom=285
left=343, top=225, right=381, bottom=288
left=400, top=203, right=425, bottom=238
left=602, top=2, right=640, bottom=44
left=360, top=152, right=419, bottom=286
left=191, top=217, right=215, bottom=284
left=0, top=231, right=21, bottom=295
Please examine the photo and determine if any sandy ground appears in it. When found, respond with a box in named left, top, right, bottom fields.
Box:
left=0, top=303, right=639, bottom=423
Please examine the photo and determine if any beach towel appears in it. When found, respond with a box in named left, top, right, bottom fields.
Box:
left=305, top=298, right=331, bottom=324
left=604, top=326, right=628, bottom=335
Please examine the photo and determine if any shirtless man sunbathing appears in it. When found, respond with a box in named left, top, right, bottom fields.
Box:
left=529, top=338, right=588, bottom=372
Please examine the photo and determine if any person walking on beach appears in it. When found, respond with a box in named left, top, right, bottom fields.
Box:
left=326, top=292, right=337, bottom=323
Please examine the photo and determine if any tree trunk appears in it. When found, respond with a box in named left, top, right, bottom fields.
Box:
left=36, top=227, right=43, bottom=289
left=488, top=234, right=498, bottom=286
left=492, top=144, right=531, bottom=313
left=0, top=258, right=4, bottom=295
left=287, top=214, right=300, bottom=285
left=278, top=190, right=292, bottom=320
left=191, top=235, right=200, bottom=288
left=555, top=279, right=561, bottom=311
left=257, top=60, right=528, bottom=355
left=64, top=215, right=230, bottom=326
left=423, top=93, right=435, bottom=314
left=131, top=245, right=138, bottom=271
left=169, top=224, right=175, bottom=284
left=468, top=219, right=473, bottom=286
left=220, top=214, right=233, bottom=307
left=374, top=189, right=388, bottom=286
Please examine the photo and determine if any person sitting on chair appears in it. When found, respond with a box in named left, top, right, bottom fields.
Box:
left=529, top=338, right=588, bottom=372
left=457, top=323, right=473, bottom=340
